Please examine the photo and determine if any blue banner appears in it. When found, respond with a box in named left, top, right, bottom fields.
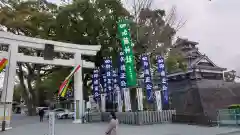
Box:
left=118, top=52, right=127, bottom=99
left=104, top=57, right=113, bottom=102
left=100, top=64, right=106, bottom=93
left=141, top=55, right=154, bottom=102
left=92, top=68, right=100, bottom=101
left=157, top=56, right=168, bottom=104
left=103, top=75, right=107, bottom=93
left=112, top=69, right=119, bottom=103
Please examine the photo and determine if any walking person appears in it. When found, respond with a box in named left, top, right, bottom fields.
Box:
left=105, top=112, right=118, bottom=135
left=39, top=109, right=45, bottom=122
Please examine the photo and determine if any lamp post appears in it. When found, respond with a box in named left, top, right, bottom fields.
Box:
left=1, top=49, right=11, bottom=131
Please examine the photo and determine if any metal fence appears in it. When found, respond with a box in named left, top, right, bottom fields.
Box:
left=217, top=109, right=240, bottom=126
left=85, top=112, right=102, bottom=122
left=87, top=110, right=176, bottom=125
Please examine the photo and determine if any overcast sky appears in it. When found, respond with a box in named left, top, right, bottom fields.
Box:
left=152, top=0, right=240, bottom=73
left=50, top=0, right=240, bottom=73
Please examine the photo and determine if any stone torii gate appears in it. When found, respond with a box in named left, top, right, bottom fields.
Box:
left=0, top=31, right=100, bottom=125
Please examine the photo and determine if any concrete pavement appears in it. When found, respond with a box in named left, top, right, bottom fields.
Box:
left=1, top=114, right=240, bottom=135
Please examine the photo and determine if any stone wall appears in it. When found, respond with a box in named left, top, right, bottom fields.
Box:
left=197, top=79, right=240, bottom=121
left=168, top=79, right=240, bottom=123
left=168, top=79, right=202, bottom=114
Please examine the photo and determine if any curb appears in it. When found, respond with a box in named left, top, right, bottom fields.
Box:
left=216, top=130, right=240, bottom=135
left=0, top=127, right=13, bottom=132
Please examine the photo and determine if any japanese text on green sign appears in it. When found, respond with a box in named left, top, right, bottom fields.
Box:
left=117, top=20, right=137, bottom=87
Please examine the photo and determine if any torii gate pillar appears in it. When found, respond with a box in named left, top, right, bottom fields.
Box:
left=0, top=44, right=18, bottom=128
left=73, top=53, right=83, bottom=123
left=1, top=44, right=18, bottom=103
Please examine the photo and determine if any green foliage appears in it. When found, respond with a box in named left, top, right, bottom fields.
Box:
left=0, top=0, right=57, bottom=38
left=0, top=0, right=62, bottom=113
left=1, top=0, right=186, bottom=111
left=223, top=70, right=236, bottom=82
left=54, top=0, right=130, bottom=67
left=125, top=6, right=185, bottom=74
left=165, top=52, right=187, bottom=73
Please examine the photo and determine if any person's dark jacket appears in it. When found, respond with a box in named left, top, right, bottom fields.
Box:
left=39, top=109, right=45, bottom=116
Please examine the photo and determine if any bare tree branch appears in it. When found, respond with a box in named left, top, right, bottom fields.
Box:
left=129, top=0, right=188, bottom=74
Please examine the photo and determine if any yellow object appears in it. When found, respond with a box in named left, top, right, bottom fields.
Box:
left=229, top=104, right=240, bottom=107
left=0, top=116, right=11, bottom=121
left=60, top=79, right=71, bottom=97
left=228, top=104, right=240, bottom=109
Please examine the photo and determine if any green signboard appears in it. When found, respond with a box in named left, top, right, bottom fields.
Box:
left=117, top=19, right=137, bottom=87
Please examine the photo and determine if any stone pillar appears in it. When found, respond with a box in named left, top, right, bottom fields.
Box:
left=0, top=44, right=18, bottom=127
left=123, top=88, right=131, bottom=111
left=117, top=90, right=122, bottom=112
left=101, top=94, right=106, bottom=112
left=1, top=44, right=18, bottom=103
left=155, top=90, right=162, bottom=111
left=73, top=53, right=84, bottom=123
left=137, top=88, right=143, bottom=111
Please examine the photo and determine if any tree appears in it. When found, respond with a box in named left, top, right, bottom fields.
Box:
left=129, top=2, right=187, bottom=72
left=52, top=0, right=131, bottom=100
left=0, top=0, right=131, bottom=114
left=1, top=0, right=187, bottom=113
left=0, top=0, right=61, bottom=115
left=39, top=68, right=70, bottom=100
left=122, top=0, right=187, bottom=110
left=55, top=0, right=130, bottom=65
left=224, top=70, right=236, bottom=82
left=53, top=0, right=186, bottom=111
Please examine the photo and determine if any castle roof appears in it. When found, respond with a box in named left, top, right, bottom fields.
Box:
left=174, top=38, right=199, bottom=47
left=168, top=38, right=227, bottom=77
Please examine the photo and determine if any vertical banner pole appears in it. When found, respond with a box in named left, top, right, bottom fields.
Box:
left=123, top=89, right=128, bottom=112
left=124, top=88, right=131, bottom=111
left=137, top=88, right=143, bottom=111
left=155, top=91, right=162, bottom=111
left=117, top=89, right=122, bottom=112
left=49, top=112, right=55, bottom=135
left=100, top=64, right=107, bottom=112
left=101, top=94, right=106, bottom=112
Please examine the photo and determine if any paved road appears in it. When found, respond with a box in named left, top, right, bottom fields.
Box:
left=1, top=114, right=240, bottom=135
